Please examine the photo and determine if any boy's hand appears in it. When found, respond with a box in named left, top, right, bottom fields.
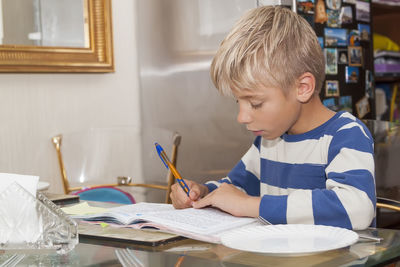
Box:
left=192, top=183, right=260, bottom=218
left=170, top=179, right=209, bottom=209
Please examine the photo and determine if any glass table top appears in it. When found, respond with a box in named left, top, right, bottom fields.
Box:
left=1, top=227, right=400, bottom=267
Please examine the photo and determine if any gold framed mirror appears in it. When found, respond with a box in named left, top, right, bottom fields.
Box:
left=0, top=0, right=113, bottom=73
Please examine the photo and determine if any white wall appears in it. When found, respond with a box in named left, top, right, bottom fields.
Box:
left=0, top=0, right=143, bottom=194
left=137, top=0, right=254, bottom=203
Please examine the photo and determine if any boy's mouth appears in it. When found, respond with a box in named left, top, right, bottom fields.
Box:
left=250, top=130, right=264, bottom=136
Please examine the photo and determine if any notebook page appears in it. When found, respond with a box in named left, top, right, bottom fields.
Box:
left=75, top=202, right=175, bottom=224
left=141, top=207, right=256, bottom=235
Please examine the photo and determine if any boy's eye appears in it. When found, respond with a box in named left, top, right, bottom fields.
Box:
left=250, top=102, right=263, bottom=109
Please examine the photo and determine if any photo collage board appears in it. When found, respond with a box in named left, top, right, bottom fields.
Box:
left=297, top=0, right=375, bottom=119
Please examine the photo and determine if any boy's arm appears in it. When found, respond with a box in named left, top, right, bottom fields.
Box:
left=192, top=137, right=262, bottom=217
left=318, top=122, right=375, bottom=229
left=171, top=136, right=261, bottom=210
left=193, top=183, right=261, bottom=217
left=204, top=136, right=262, bottom=197
left=259, top=122, right=376, bottom=230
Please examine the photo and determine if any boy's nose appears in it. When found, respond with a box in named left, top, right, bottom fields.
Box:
left=237, top=107, right=252, bottom=124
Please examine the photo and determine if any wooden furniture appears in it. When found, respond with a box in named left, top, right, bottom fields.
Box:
left=372, top=2, right=400, bottom=122
left=372, top=2, right=400, bottom=47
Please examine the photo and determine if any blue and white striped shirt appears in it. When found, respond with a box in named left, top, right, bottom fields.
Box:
left=205, top=111, right=376, bottom=230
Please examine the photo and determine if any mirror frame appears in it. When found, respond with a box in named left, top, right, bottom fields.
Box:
left=0, top=0, right=114, bottom=73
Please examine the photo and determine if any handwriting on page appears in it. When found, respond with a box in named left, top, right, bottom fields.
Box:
left=142, top=208, right=255, bottom=235
left=78, top=203, right=257, bottom=238
left=104, top=203, right=175, bottom=224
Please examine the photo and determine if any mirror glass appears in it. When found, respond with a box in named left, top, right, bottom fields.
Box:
left=0, top=0, right=89, bottom=48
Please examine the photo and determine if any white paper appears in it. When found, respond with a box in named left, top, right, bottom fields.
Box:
left=0, top=172, right=39, bottom=196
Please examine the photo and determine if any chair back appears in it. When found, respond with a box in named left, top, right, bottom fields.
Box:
left=364, top=120, right=400, bottom=201
left=52, top=127, right=180, bottom=203
left=56, top=127, right=141, bottom=190
left=164, top=133, right=181, bottom=203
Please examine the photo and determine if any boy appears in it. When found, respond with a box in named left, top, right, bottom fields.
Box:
left=170, top=6, right=375, bottom=230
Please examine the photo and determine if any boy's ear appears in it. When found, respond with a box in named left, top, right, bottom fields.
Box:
left=296, top=72, right=316, bottom=103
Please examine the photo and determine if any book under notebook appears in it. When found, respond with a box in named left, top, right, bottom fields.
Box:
left=73, top=202, right=259, bottom=243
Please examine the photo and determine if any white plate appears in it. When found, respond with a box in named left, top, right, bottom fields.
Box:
left=37, top=181, right=50, bottom=191
left=221, top=224, right=359, bottom=256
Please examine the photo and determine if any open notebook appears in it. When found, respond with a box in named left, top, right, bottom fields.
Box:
left=73, top=202, right=259, bottom=243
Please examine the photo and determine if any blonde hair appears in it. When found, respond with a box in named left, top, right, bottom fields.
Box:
left=210, top=6, right=325, bottom=96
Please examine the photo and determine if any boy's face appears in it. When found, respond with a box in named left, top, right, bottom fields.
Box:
left=232, top=85, right=301, bottom=140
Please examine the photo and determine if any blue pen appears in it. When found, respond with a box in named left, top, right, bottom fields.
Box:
left=155, top=143, right=190, bottom=196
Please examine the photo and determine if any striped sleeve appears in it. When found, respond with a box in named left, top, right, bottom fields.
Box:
left=205, top=136, right=261, bottom=196
left=319, top=120, right=376, bottom=229
left=259, top=116, right=376, bottom=230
